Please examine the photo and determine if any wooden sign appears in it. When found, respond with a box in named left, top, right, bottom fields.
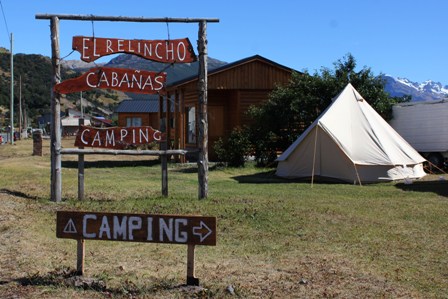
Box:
left=74, top=125, right=164, bottom=149
left=57, top=211, right=217, bottom=246
left=54, top=67, right=166, bottom=94
left=73, top=36, right=197, bottom=63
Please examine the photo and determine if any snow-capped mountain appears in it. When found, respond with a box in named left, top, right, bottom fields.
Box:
left=382, top=75, right=448, bottom=101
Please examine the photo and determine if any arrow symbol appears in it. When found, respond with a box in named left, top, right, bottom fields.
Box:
left=193, top=221, right=212, bottom=242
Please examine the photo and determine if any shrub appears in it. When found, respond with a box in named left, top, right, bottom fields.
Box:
left=214, top=127, right=251, bottom=167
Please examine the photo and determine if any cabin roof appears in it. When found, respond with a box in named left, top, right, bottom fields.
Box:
left=167, top=54, right=295, bottom=88
left=115, top=99, right=160, bottom=113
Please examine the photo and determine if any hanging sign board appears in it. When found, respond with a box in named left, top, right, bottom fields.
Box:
left=73, top=36, right=197, bottom=63
left=74, top=125, right=165, bottom=149
left=57, top=211, right=217, bottom=246
left=54, top=67, right=166, bottom=94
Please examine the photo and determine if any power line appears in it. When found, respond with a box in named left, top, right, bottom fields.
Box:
left=0, top=0, right=10, bottom=40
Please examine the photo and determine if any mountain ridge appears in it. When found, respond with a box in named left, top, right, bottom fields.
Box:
left=382, top=75, right=448, bottom=101
left=62, top=54, right=448, bottom=102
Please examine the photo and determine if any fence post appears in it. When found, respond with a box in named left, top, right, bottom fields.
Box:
left=78, top=118, right=85, bottom=200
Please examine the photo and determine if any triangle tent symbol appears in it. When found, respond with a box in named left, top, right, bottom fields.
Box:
left=63, top=218, right=77, bottom=234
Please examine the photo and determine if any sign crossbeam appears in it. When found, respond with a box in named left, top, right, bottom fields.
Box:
left=35, top=14, right=219, bottom=23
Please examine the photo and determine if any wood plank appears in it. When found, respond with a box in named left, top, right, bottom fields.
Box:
left=55, top=67, right=166, bottom=94
left=74, top=125, right=164, bottom=149
left=57, top=211, right=217, bottom=246
left=73, top=36, right=197, bottom=63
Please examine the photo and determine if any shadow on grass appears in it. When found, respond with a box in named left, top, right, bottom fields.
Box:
left=14, top=267, right=209, bottom=297
left=0, top=189, right=39, bottom=200
left=395, top=179, right=448, bottom=197
left=61, top=160, right=160, bottom=169
left=232, top=170, right=350, bottom=184
left=170, top=165, right=198, bottom=173
left=232, top=170, right=298, bottom=184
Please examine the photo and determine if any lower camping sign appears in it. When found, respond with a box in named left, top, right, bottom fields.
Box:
left=57, top=211, right=216, bottom=246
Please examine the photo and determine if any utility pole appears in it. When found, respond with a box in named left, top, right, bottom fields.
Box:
left=19, top=75, right=22, bottom=139
left=9, top=32, right=14, bottom=145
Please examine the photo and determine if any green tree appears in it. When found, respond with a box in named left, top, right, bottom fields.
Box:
left=247, top=53, right=410, bottom=166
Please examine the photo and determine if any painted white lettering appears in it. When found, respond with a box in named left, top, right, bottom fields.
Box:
left=86, top=72, right=97, bottom=88
left=142, top=76, right=154, bottom=91
left=106, top=39, right=113, bottom=53
left=99, top=216, right=111, bottom=239
left=131, top=72, right=142, bottom=90
left=128, top=216, right=142, bottom=240
left=166, top=42, right=174, bottom=60
left=154, top=75, right=165, bottom=91
left=140, top=128, right=149, bottom=143
left=132, top=128, right=136, bottom=144
left=175, top=219, right=188, bottom=243
left=153, top=131, right=162, bottom=141
left=143, top=43, right=152, bottom=57
left=98, top=71, right=109, bottom=87
left=146, top=217, right=153, bottom=241
left=105, top=130, right=115, bottom=147
left=111, top=71, right=119, bottom=87
left=93, top=38, right=100, bottom=58
left=82, top=37, right=91, bottom=60
left=120, top=129, right=128, bottom=141
left=177, top=42, right=186, bottom=61
left=92, top=131, right=102, bottom=146
left=128, top=40, right=134, bottom=53
left=155, top=42, right=163, bottom=59
left=159, top=218, right=173, bottom=242
left=119, top=73, right=130, bottom=88
left=117, top=39, right=124, bottom=52
left=80, top=128, right=90, bottom=145
left=113, top=216, right=127, bottom=240
left=83, top=214, right=97, bottom=238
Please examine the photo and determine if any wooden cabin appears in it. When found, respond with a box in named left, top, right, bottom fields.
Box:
left=115, top=99, right=160, bottom=128
left=166, top=55, right=294, bottom=160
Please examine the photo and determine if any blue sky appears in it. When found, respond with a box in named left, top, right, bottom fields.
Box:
left=0, top=0, right=447, bottom=84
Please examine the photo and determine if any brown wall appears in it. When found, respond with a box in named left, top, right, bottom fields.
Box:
left=117, top=112, right=159, bottom=129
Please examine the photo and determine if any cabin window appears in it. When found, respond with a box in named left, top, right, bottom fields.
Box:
left=126, top=117, right=142, bottom=127
left=187, top=106, right=196, bottom=144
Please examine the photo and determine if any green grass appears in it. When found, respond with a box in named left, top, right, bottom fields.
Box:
left=1, top=138, right=447, bottom=298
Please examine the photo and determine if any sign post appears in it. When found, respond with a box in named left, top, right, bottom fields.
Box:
left=57, top=211, right=216, bottom=285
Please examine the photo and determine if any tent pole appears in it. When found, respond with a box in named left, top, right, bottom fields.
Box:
left=311, top=126, right=319, bottom=187
left=353, top=163, right=362, bottom=186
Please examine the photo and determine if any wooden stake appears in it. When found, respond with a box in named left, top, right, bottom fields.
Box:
left=76, top=239, right=85, bottom=275
left=161, top=148, right=168, bottom=196
left=186, top=244, right=199, bottom=286
left=78, top=118, right=85, bottom=201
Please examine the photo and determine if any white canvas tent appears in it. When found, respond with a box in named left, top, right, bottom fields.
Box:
left=276, top=83, right=426, bottom=183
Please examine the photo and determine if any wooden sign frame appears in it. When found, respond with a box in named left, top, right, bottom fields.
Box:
left=36, top=14, right=217, bottom=203
left=57, top=210, right=216, bottom=285
left=73, top=36, right=197, bottom=63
